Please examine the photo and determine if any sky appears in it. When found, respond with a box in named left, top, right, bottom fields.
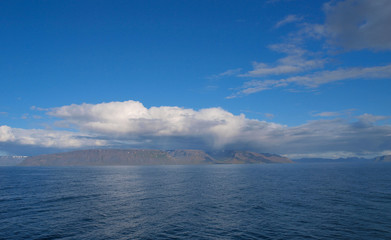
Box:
left=1, top=0, right=391, bottom=158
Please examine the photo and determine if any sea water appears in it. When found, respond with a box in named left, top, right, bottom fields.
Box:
left=1, top=163, right=390, bottom=239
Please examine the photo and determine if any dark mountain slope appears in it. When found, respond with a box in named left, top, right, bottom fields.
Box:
left=20, top=149, right=292, bottom=166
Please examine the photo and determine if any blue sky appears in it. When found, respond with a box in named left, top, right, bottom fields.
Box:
left=1, top=0, right=391, bottom=158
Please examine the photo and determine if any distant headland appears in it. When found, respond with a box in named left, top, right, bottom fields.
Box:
left=1, top=150, right=390, bottom=166
left=19, top=149, right=292, bottom=166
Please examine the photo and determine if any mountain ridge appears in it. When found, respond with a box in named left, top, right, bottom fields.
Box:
left=19, top=149, right=292, bottom=166
left=374, top=155, right=391, bottom=162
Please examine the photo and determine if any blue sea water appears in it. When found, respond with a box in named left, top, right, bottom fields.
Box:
left=0, top=163, right=390, bottom=240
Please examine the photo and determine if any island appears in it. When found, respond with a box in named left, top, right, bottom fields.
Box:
left=374, top=155, right=391, bottom=162
left=19, top=149, right=292, bottom=166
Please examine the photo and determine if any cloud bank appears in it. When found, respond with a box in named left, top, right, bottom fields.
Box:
left=1, top=100, right=391, bottom=158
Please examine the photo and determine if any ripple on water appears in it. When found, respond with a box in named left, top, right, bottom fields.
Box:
left=0, top=163, right=390, bottom=239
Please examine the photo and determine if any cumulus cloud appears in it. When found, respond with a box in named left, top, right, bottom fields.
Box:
left=324, top=0, right=391, bottom=50
left=0, top=126, right=15, bottom=142
left=47, top=100, right=278, bottom=148
left=0, top=125, right=106, bottom=148
left=44, top=101, right=391, bottom=157
left=1, top=101, right=391, bottom=158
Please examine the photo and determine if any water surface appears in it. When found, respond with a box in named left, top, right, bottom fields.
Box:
left=1, top=163, right=390, bottom=239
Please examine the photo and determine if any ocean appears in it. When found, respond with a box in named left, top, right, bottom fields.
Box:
left=1, top=163, right=390, bottom=239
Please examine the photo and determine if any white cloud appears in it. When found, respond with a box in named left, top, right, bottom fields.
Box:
left=48, top=100, right=276, bottom=148
left=265, top=113, right=275, bottom=119
left=239, top=44, right=325, bottom=78
left=356, top=113, right=390, bottom=123
left=0, top=125, right=106, bottom=148
left=0, top=126, right=15, bottom=142
left=231, top=63, right=391, bottom=97
left=1, top=101, right=391, bottom=158
left=275, top=14, right=303, bottom=28
left=324, top=0, right=391, bottom=50
left=15, top=129, right=107, bottom=148
left=313, top=111, right=342, bottom=117
left=312, top=109, right=356, bottom=118
left=208, top=68, right=242, bottom=79
left=46, top=101, right=391, bottom=157
left=297, top=23, right=326, bottom=40
left=30, top=106, right=49, bottom=111
left=294, top=64, right=391, bottom=87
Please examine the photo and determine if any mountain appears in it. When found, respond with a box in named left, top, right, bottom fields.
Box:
left=374, top=155, right=391, bottom=162
left=0, top=156, right=27, bottom=166
left=208, top=150, right=292, bottom=164
left=19, top=149, right=292, bottom=166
